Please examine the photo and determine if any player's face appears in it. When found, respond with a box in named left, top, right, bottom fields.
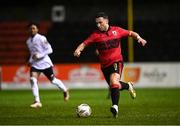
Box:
left=29, top=25, right=38, bottom=36
left=95, top=17, right=109, bottom=31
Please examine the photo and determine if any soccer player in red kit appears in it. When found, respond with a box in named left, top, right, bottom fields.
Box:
left=74, top=12, right=147, bottom=118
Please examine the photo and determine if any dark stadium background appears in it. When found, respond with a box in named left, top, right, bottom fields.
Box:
left=0, top=0, right=179, bottom=65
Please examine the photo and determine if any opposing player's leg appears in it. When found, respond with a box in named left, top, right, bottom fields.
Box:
left=30, top=69, right=42, bottom=108
left=51, top=77, right=69, bottom=101
left=43, top=67, right=69, bottom=101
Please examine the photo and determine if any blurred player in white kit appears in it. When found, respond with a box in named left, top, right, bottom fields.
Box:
left=26, top=22, right=69, bottom=108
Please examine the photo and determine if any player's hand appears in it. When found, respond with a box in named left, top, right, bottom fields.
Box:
left=73, top=43, right=85, bottom=57
left=73, top=49, right=81, bottom=57
left=32, top=54, right=39, bottom=60
left=138, top=38, right=147, bottom=46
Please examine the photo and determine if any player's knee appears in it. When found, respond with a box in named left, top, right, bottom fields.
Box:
left=49, top=74, right=55, bottom=81
left=30, top=77, right=37, bottom=85
left=110, top=73, right=120, bottom=84
left=110, top=78, right=120, bottom=88
left=51, top=77, right=59, bottom=84
left=111, top=83, right=120, bottom=88
left=110, top=73, right=120, bottom=88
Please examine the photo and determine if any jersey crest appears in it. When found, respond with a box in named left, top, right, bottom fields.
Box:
left=112, top=31, right=117, bottom=36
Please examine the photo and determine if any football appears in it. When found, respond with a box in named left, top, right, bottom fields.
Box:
left=76, top=103, right=92, bottom=117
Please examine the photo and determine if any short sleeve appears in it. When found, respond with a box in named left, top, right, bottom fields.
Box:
left=117, top=27, right=130, bottom=37
left=83, top=32, right=96, bottom=46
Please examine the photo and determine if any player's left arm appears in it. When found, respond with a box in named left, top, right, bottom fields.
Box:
left=41, top=39, right=53, bottom=55
left=129, top=31, right=147, bottom=46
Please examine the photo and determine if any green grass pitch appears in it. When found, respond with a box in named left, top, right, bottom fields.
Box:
left=0, top=88, right=180, bottom=125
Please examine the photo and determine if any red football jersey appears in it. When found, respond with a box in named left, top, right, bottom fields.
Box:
left=83, top=26, right=130, bottom=68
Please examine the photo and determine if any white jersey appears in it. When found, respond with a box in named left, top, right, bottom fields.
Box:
left=26, top=33, right=53, bottom=70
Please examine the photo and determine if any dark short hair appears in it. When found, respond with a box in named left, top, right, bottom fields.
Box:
left=95, top=12, right=109, bottom=19
left=27, top=22, right=39, bottom=29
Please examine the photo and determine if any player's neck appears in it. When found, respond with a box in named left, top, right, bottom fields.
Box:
left=104, top=24, right=109, bottom=32
left=31, top=33, right=37, bottom=38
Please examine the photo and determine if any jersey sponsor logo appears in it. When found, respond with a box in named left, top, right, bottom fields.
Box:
left=96, top=39, right=120, bottom=50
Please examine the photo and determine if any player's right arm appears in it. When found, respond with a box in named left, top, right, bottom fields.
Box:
left=73, top=43, right=86, bottom=57
left=74, top=32, right=96, bottom=57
